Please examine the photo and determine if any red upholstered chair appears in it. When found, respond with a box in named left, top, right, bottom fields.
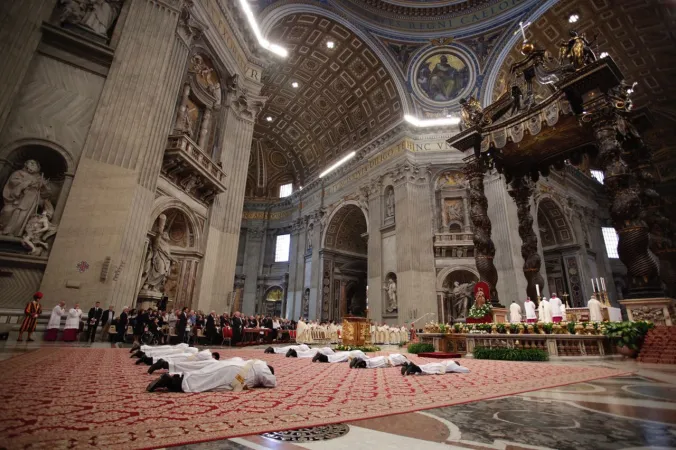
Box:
left=221, top=326, right=232, bottom=346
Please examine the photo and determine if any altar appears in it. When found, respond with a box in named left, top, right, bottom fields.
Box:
left=341, top=316, right=371, bottom=346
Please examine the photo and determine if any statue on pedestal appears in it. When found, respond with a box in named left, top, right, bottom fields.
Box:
left=21, top=211, right=57, bottom=256
left=0, top=160, right=50, bottom=237
left=385, top=189, right=395, bottom=219
left=59, top=0, right=123, bottom=37
left=451, top=281, right=473, bottom=319
left=384, top=276, right=397, bottom=313
left=141, top=214, right=176, bottom=293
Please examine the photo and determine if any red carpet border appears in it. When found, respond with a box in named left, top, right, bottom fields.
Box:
left=0, top=348, right=628, bottom=449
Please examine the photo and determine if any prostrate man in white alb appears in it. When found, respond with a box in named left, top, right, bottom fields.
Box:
left=285, top=346, right=334, bottom=358
left=147, top=358, right=276, bottom=393
left=264, top=344, right=310, bottom=354
left=130, top=342, right=187, bottom=354
left=312, top=349, right=367, bottom=363
left=402, top=359, right=470, bottom=375
left=350, top=353, right=410, bottom=369
left=148, top=350, right=223, bottom=374
left=131, top=343, right=198, bottom=364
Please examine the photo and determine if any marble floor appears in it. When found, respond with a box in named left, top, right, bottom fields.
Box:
left=3, top=339, right=676, bottom=450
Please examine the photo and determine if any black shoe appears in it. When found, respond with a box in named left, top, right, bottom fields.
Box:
left=313, top=353, right=329, bottom=363
left=400, top=362, right=410, bottom=376
left=147, top=373, right=172, bottom=392
left=148, top=359, right=165, bottom=374
left=405, top=363, right=422, bottom=375
left=264, top=347, right=275, bottom=354
left=286, top=349, right=297, bottom=358
left=168, top=374, right=184, bottom=392
left=143, top=356, right=154, bottom=365
left=130, top=342, right=141, bottom=353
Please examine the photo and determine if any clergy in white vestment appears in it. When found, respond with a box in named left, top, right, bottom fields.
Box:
left=538, top=297, right=552, bottom=323
left=296, top=319, right=308, bottom=344
left=163, top=356, right=245, bottom=375
left=524, top=297, right=537, bottom=323
left=62, top=304, right=82, bottom=342
left=148, top=349, right=221, bottom=374
left=312, top=349, right=366, bottom=363
left=353, top=353, right=409, bottom=369
left=403, top=359, right=470, bottom=375
left=549, top=293, right=563, bottom=323
left=45, top=301, right=67, bottom=341
left=264, top=344, right=310, bottom=354
left=400, top=326, right=408, bottom=344
left=588, top=294, right=604, bottom=322
left=138, top=343, right=189, bottom=353
left=509, top=301, right=522, bottom=323
left=147, top=358, right=276, bottom=393
left=287, top=346, right=334, bottom=358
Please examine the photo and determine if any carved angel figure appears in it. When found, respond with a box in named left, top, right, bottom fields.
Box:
left=460, top=96, right=490, bottom=129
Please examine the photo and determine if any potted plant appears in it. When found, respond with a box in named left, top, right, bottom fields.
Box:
left=603, top=321, right=654, bottom=358
left=509, top=324, right=519, bottom=335
left=496, top=323, right=507, bottom=334
left=453, top=323, right=463, bottom=333
left=542, top=323, right=554, bottom=335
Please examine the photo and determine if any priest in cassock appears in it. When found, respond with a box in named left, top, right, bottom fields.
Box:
left=402, top=359, right=470, bottom=375
left=17, top=292, right=43, bottom=342
left=588, top=293, right=604, bottom=322
left=45, top=301, right=67, bottom=341
left=147, top=358, right=276, bottom=393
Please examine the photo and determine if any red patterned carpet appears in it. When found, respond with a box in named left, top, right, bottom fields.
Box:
left=1, top=348, right=628, bottom=449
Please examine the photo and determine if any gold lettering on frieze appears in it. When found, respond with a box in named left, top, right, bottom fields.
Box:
left=242, top=210, right=267, bottom=220
left=203, top=0, right=249, bottom=76
left=327, top=138, right=413, bottom=195
left=413, top=140, right=455, bottom=152
left=269, top=209, right=294, bottom=220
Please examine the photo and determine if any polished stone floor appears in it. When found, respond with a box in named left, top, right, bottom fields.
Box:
left=3, top=339, right=676, bottom=450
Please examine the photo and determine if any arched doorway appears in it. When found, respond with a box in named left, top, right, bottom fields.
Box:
left=537, top=198, right=582, bottom=306
left=321, top=204, right=368, bottom=322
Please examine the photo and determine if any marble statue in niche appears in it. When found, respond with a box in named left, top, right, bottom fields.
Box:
left=385, top=188, right=395, bottom=219
left=384, top=274, right=397, bottom=313
left=142, top=214, right=176, bottom=292
left=451, top=281, right=474, bottom=319
left=445, top=199, right=463, bottom=224
left=306, top=223, right=314, bottom=252
left=21, top=211, right=57, bottom=256
left=0, top=160, right=52, bottom=237
left=59, top=0, right=124, bottom=37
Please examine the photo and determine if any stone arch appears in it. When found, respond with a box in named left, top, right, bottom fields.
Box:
left=436, top=266, right=479, bottom=291
left=0, top=138, right=75, bottom=174
left=259, top=4, right=411, bottom=115
left=149, top=197, right=203, bottom=251
left=321, top=202, right=368, bottom=252
left=536, top=196, right=574, bottom=247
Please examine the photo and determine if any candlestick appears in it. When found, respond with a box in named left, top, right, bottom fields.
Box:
left=596, top=278, right=601, bottom=293
left=601, top=278, right=606, bottom=291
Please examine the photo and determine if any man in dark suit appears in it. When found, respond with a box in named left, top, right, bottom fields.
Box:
left=117, top=306, right=129, bottom=343
left=177, top=307, right=188, bottom=344
left=100, top=305, right=115, bottom=342
left=231, top=311, right=243, bottom=346
left=87, top=302, right=104, bottom=343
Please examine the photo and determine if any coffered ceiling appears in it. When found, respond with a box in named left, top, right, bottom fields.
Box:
left=254, top=13, right=402, bottom=184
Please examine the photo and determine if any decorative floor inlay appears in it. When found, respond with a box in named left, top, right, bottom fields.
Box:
left=261, top=424, right=350, bottom=442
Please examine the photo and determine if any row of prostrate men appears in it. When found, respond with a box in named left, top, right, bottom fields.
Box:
left=130, top=342, right=470, bottom=393
left=508, top=292, right=606, bottom=324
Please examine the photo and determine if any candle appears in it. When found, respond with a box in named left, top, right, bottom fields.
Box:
left=601, top=278, right=606, bottom=291
left=596, top=278, right=601, bottom=292
left=591, top=278, right=596, bottom=292
left=536, top=284, right=540, bottom=297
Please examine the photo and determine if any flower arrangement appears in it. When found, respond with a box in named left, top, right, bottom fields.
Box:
left=467, top=303, right=492, bottom=319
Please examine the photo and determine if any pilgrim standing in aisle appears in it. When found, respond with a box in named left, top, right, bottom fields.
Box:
left=100, top=306, right=115, bottom=342
left=509, top=300, right=522, bottom=323
left=588, top=294, right=604, bottom=322
left=45, top=301, right=67, bottom=341
left=524, top=297, right=537, bottom=323
left=17, top=292, right=43, bottom=342
left=87, top=302, right=103, bottom=343
left=117, top=306, right=129, bottom=343
left=549, top=293, right=563, bottom=323
left=63, top=303, right=82, bottom=342
left=231, top=311, right=243, bottom=346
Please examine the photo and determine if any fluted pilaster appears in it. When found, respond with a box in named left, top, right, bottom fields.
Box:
left=366, top=178, right=383, bottom=320
left=240, top=226, right=265, bottom=316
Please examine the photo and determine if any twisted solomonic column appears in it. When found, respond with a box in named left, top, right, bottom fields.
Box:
left=463, top=156, right=500, bottom=304
left=508, top=177, right=545, bottom=303
left=591, top=107, right=662, bottom=298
